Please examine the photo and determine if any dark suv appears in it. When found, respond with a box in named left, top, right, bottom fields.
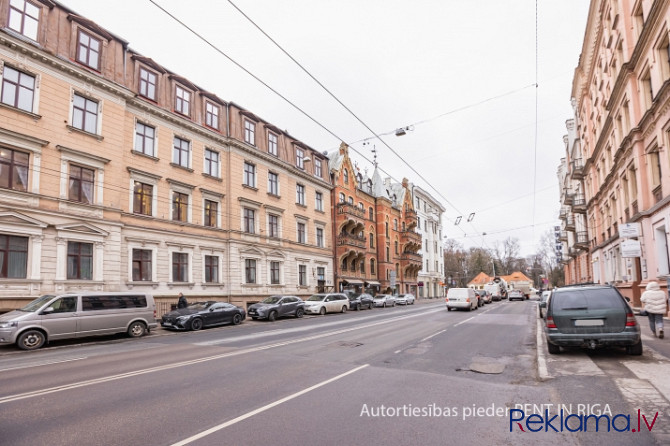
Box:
left=541, top=284, right=641, bottom=355
left=348, top=293, right=374, bottom=310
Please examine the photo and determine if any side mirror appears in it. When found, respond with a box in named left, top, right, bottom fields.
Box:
left=539, top=302, right=547, bottom=309
left=209, top=308, right=215, bottom=312
left=42, top=307, right=55, bottom=314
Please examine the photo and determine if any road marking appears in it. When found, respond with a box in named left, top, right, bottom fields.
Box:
left=454, top=316, right=474, bottom=327
left=535, top=318, right=550, bottom=380
left=171, top=364, right=369, bottom=446
left=420, top=329, right=446, bottom=342
left=0, top=356, right=87, bottom=372
left=394, top=350, right=402, bottom=354
left=0, top=309, right=442, bottom=405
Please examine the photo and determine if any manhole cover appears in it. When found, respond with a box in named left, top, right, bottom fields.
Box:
left=338, top=341, right=363, bottom=348
left=468, top=362, right=505, bottom=374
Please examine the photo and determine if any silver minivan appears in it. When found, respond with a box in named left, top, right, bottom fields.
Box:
left=0, top=292, right=157, bottom=350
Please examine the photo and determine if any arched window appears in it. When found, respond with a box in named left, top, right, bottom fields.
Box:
left=394, top=219, right=398, bottom=230
left=339, top=192, right=345, bottom=203
left=369, top=233, right=374, bottom=248
left=343, top=169, right=349, bottom=184
left=385, top=222, right=389, bottom=237
left=370, top=259, right=376, bottom=274
left=402, top=222, right=406, bottom=231
left=369, top=207, right=374, bottom=220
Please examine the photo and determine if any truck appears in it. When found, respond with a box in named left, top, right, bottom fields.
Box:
left=513, top=282, right=531, bottom=299
left=484, top=277, right=508, bottom=301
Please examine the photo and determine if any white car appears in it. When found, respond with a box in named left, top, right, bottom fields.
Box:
left=445, top=288, right=478, bottom=311
left=303, top=293, right=349, bottom=315
left=396, top=294, right=415, bottom=305
left=373, top=294, right=396, bottom=307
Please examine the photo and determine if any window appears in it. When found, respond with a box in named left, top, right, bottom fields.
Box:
left=417, top=216, right=421, bottom=228
left=650, top=151, right=662, bottom=187
left=175, top=85, right=191, bottom=116
left=317, top=267, right=325, bottom=281
left=370, top=259, right=376, bottom=275
left=386, top=246, right=390, bottom=261
left=394, top=219, right=398, bottom=231
left=268, top=172, right=279, bottom=195
left=360, top=260, right=365, bottom=274
left=270, top=261, right=280, bottom=284
left=135, top=122, right=156, bottom=156
left=314, top=158, right=322, bottom=177
left=315, top=191, right=323, bottom=211
left=385, top=222, right=389, bottom=237
left=369, top=207, right=374, bottom=220
left=72, top=93, right=98, bottom=134
left=316, top=227, right=324, bottom=247
left=299, top=264, right=307, bottom=286
left=204, top=199, right=217, bottom=227
left=172, top=252, right=188, bottom=282
left=0, top=148, right=29, bottom=192
left=139, top=68, right=157, bottom=101
left=8, top=0, right=40, bottom=41
left=339, top=192, right=345, bottom=203
left=67, top=241, right=92, bottom=280
left=297, top=222, right=306, bottom=244
left=351, top=259, right=357, bottom=272
left=1, top=66, right=35, bottom=112
left=296, top=147, right=304, bottom=169
left=76, top=30, right=101, bottom=70
left=204, top=149, right=219, bottom=177
left=402, top=222, right=406, bottom=231
left=205, top=102, right=219, bottom=129
left=132, top=249, right=152, bottom=281
left=245, top=259, right=256, bottom=283
left=204, top=255, right=218, bottom=283
left=172, top=137, right=190, bottom=168
left=369, top=233, right=374, bottom=248
left=268, top=214, right=279, bottom=238
left=172, top=191, right=188, bottom=222
left=341, top=258, right=348, bottom=271
left=0, top=234, right=28, bottom=278
left=395, top=240, right=399, bottom=254
left=244, top=119, right=255, bottom=145
left=68, top=165, right=94, bottom=204
left=243, top=208, right=255, bottom=234
left=268, top=132, right=278, bottom=156
left=348, top=196, right=354, bottom=205
left=343, top=169, right=349, bottom=184
left=243, top=162, right=256, bottom=187
left=296, top=184, right=305, bottom=205
left=133, top=182, right=153, bottom=216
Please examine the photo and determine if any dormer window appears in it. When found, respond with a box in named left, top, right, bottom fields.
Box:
left=8, top=0, right=40, bottom=41
left=76, top=29, right=101, bottom=71
left=139, top=68, right=157, bottom=101
left=175, top=85, right=191, bottom=117
left=296, top=147, right=305, bottom=169
left=244, top=119, right=255, bottom=145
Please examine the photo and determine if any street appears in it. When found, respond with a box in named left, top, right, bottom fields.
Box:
left=1, top=299, right=669, bottom=446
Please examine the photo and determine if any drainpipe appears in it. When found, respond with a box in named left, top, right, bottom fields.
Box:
left=226, top=102, right=232, bottom=304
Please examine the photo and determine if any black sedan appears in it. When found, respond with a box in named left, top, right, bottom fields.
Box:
left=161, top=301, right=246, bottom=331
left=348, top=293, right=374, bottom=310
left=247, top=295, right=305, bottom=321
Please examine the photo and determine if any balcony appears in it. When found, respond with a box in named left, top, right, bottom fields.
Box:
left=337, top=202, right=366, bottom=220
left=564, top=214, right=575, bottom=232
left=559, top=207, right=568, bottom=220
left=337, top=233, right=366, bottom=249
left=559, top=231, right=568, bottom=241
left=570, top=159, right=584, bottom=180
left=572, top=193, right=586, bottom=214
left=400, top=230, right=421, bottom=245
left=562, top=192, right=574, bottom=206
left=568, top=247, right=579, bottom=258
left=575, top=231, right=588, bottom=250
left=400, top=252, right=422, bottom=262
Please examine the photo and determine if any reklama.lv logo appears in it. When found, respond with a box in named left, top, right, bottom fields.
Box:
left=510, top=409, right=659, bottom=433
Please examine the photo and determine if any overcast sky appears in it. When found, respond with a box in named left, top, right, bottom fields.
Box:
left=60, top=0, right=590, bottom=256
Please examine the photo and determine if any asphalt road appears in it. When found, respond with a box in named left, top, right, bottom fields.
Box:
left=0, top=298, right=668, bottom=445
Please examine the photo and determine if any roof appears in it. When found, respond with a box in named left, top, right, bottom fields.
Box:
left=468, top=272, right=492, bottom=286
left=502, top=271, right=532, bottom=282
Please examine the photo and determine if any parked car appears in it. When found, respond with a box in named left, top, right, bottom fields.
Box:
left=538, top=290, right=551, bottom=318
left=0, top=292, right=157, bottom=350
left=542, top=284, right=641, bottom=355
left=303, top=293, right=349, bottom=315
left=373, top=294, right=396, bottom=307
left=445, top=288, right=477, bottom=311
left=247, top=295, right=304, bottom=321
left=348, top=293, right=374, bottom=311
left=161, top=301, right=246, bottom=331
left=396, top=294, right=416, bottom=305
left=508, top=289, right=525, bottom=301
left=475, top=290, right=491, bottom=305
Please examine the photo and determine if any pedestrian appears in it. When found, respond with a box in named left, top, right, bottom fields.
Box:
left=640, top=281, right=668, bottom=339
left=177, top=292, right=188, bottom=309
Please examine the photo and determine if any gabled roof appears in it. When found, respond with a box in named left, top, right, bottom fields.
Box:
left=468, top=272, right=492, bottom=286
left=502, top=271, right=532, bottom=282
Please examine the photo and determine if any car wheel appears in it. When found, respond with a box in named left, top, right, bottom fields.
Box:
left=295, top=308, right=304, bottom=318
left=626, top=340, right=643, bottom=356
left=447, top=307, right=452, bottom=311
left=251, top=317, right=259, bottom=320
left=355, top=303, right=360, bottom=311
left=190, top=318, right=203, bottom=331
left=392, top=302, right=396, bottom=307
left=547, top=341, right=560, bottom=354
left=369, top=303, right=374, bottom=310
left=232, top=314, right=242, bottom=325
left=127, top=321, right=146, bottom=338
left=538, top=308, right=543, bottom=318
left=17, top=330, right=46, bottom=350
left=268, top=311, right=277, bottom=322
left=319, top=307, right=326, bottom=316
left=383, top=303, right=386, bottom=308
left=341, top=306, right=347, bottom=313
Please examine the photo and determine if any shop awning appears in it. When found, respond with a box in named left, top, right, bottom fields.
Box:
left=365, top=281, right=381, bottom=286
left=343, top=279, right=364, bottom=285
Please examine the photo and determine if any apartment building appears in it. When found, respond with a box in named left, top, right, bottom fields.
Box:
left=412, top=185, right=445, bottom=298
left=559, top=0, right=670, bottom=309
left=0, top=0, right=332, bottom=309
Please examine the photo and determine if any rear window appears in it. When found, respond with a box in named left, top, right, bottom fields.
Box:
left=82, top=295, right=148, bottom=311
left=552, top=288, right=624, bottom=311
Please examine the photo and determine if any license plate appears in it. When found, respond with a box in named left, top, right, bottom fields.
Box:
left=574, top=319, right=604, bottom=326
left=163, top=322, right=172, bottom=326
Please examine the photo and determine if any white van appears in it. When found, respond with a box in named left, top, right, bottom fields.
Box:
left=0, top=292, right=157, bottom=350
left=446, top=288, right=478, bottom=311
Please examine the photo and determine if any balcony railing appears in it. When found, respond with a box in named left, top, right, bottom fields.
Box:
left=400, top=252, right=422, bottom=263
left=572, top=194, right=586, bottom=214
left=559, top=231, right=568, bottom=241
left=562, top=193, right=574, bottom=206
left=575, top=231, right=588, bottom=249
left=337, top=203, right=366, bottom=219
left=570, top=159, right=584, bottom=180
left=337, top=233, right=366, bottom=249
left=564, top=214, right=575, bottom=231
left=400, top=230, right=421, bottom=245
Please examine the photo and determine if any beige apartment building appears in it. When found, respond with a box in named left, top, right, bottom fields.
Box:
left=0, top=0, right=332, bottom=310
left=559, top=0, right=670, bottom=311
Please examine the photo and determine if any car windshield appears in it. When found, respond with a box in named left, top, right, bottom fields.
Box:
left=261, top=296, right=282, bottom=304
left=19, top=295, right=57, bottom=312
left=307, top=294, right=327, bottom=301
left=553, top=289, right=624, bottom=311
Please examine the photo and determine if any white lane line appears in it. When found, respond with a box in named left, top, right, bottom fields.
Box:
left=171, top=364, right=369, bottom=446
left=394, top=350, right=402, bottom=354
left=454, top=316, right=475, bottom=327
left=0, top=309, right=442, bottom=405
left=420, top=329, right=446, bottom=342
left=536, top=318, right=550, bottom=380
left=0, top=356, right=87, bottom=372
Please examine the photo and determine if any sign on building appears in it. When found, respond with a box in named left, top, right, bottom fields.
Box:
left=390, top=271, right=396, bottom=288
left=619, top=223, right=640, bottom=238
left=621, top=239, right=642, bottom=258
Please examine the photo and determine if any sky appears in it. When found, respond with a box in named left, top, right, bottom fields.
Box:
left=59, top=0, right=591, bottom=257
